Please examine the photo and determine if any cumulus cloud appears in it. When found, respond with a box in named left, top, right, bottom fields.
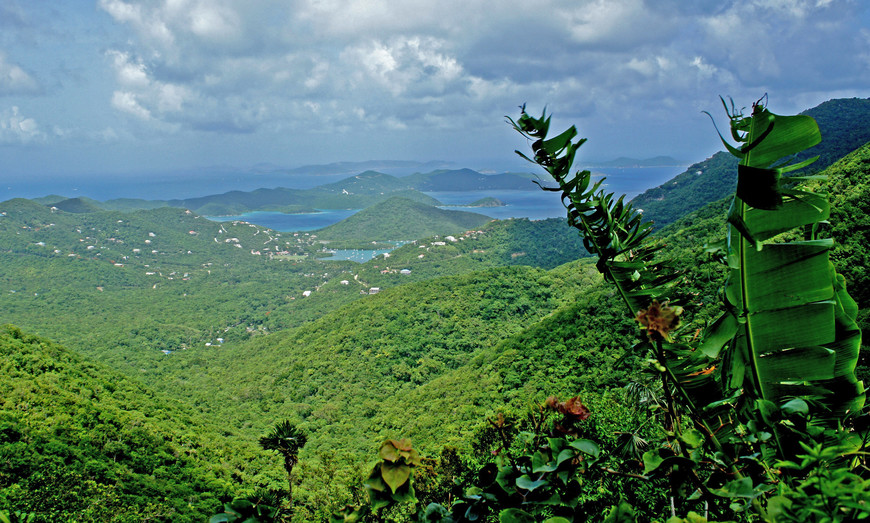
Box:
left=0, top=106, right=44, bottom=143
left=0, top=52, right=40, bottom=95
left=107, top=49, right=194, bottom=127
left=92, top=0, right=869, bottom=154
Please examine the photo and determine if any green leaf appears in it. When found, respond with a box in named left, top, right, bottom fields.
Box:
left=568, top=438, right=599, bottom=457
left=379, top=441, right=399, bottom=462
left=531, top=451, right=558, bottom=473
left=498, top=508, right=535, bottom=523
left=740, top=110, right=821, bottom=169
left=495, top=464, right=515, bottom=493
left=390, top=484, right=417, bottom=504
left=546, top=437, right=567, bottom=453
left=717, top=100, right=865, bottom=442
left=679, top=428, right=705, bottom=449
left=542, top=518, right=572, bottom=523
left=642, top=449, right=693, bottom=475
left=555, top=448, right=576, bottom=467
left=516, top=474, right=549, bottom=492
left=603, top=499, right=637, bottom=522
left=781, top=398, right=809, bottom=416
left=700, top=311, right=738, bottom=358
left=742, top=191, right=829, bottom=241
left=379, top=461, right=411, bottom=493
left=665, top=512, right=709, bottom=523
left=711, top=477, right=757, bottom=499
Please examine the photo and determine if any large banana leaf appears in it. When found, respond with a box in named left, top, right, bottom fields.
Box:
left=703, top=102, right=864, bottom=445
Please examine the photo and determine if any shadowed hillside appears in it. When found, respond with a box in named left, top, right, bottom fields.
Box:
left=631, top=97, right=870, bottom=228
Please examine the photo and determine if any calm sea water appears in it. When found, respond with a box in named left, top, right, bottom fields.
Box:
left=207, top=209, right=360, bottom=231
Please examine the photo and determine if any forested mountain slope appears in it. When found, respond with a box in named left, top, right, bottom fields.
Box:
left=0, top=201, right=354, bottom=373
left=631, top=97, right=870, bottom=228
left=0, top=325, right=279, bottom=522
left=2, top=102, right=868, bottom=521
left=341, top=217, right=591, bottom=285
left=117, top=263, right=602, bottom=518
left=314, top=197, right=492, bottom=241
left=813, top=140, right=870, bottom=360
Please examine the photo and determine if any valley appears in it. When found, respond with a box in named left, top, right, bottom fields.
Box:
left=1, top=98, right=869, bottom=522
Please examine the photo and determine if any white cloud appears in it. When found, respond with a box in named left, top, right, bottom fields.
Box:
left=111, top=91, right=152, bottom=120
left=99, top=0, right=175, bottom=49
left=89, top=0, right=869, bottom=157
left=107, top=50, right=193, bottom=122
left=342, top=37, right=467, bottom=97
left=691, top=56, right=718, bottom=79
left=696, top=0, right=867, bottom=83
left=0, top=106, right=44, bottom=143
left=0, top=52, right=40, bottom=95
left=188, top=2, right=240, bottom=41
left=558, top=0, right=669, bottom=46
left=108, top=50, right=149, bottom=88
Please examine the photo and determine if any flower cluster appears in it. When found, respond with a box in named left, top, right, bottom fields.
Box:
left=635, top=300, right=682, bottom=341
left=546, top=396, right=590, bottom=435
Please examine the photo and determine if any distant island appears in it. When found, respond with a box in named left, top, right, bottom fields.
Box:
left=462, top=197, right=506, bottom=208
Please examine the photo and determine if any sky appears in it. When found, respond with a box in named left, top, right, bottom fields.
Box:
left=1, top=0, right=869, bottom=187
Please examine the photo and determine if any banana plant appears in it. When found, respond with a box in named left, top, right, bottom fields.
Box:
left=508, top=108, right=723, bottom=442
left=509, top=100, right=866, bottom=516
left=702, top=97, right=865, bottom=459
left=507, top=107, right=682, bottom=316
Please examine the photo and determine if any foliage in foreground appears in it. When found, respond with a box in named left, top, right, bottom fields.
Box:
left=318, top=99, right=870, bottom=522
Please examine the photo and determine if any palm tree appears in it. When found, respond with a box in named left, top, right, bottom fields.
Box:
left=259, top=421, right=307, bottom=518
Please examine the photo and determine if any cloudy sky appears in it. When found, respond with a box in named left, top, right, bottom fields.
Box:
left=1, top=0, right=868, bottom=184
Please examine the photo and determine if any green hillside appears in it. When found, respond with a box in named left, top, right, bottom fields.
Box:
left=43, top=184, right=440, bottom=216
left=631, top=97, right=870, bottom=228
left=812, top=140, right=870, bottom=355
left=146, top=264, right=601, bottom=519
left=339, top=217, right=591, bottom=286
left=314, top=170, right=414, bottom=194
left=0, top=201, right=359, bottom=374
left=467, top=196, right=505, bottom=207
left=0, top=325, right=279, bottom=522
left=314, top=197, right=492, bottom=241
left=49, top=197, right=104, bottom=213
left=1, top=100, right=868, bottom=521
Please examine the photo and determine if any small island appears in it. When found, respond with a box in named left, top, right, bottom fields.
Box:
left=464, top=197, right=506, bottom=208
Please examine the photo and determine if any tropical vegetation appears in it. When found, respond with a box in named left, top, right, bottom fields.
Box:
left=1, top=96, right=868, bottom=522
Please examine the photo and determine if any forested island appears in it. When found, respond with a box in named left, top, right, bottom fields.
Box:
left=1, top=97, right=869, bottom=522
